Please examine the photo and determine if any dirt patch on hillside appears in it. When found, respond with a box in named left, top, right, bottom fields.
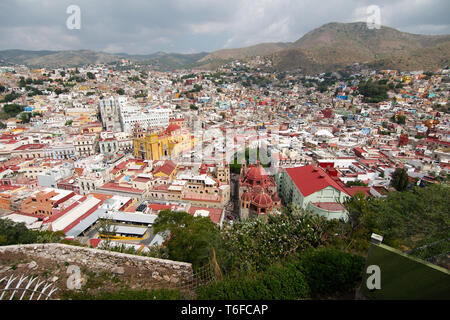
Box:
left=0, top=250, right=193, bottom=300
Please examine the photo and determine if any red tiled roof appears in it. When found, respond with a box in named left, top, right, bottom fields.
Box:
left=153, top=160, right=176, bottom=176
left=89, top=238, right=101, bottom=248
left=147, top=203, right=172, bottom=212
left=251, top=191, right=273, bottom=208
left=166, top=123, right=180, bottom=132
left=285, top=165, right=350, bottom=197
left=183, top=192, right=221, bottom=202
left=311, top=202, right=346, bottom=211
left=151, top=184, right=169, bottom=191
left=345, top=186, right=372, bottom=197
left=14, top=143, right=46, bottom=151
left=99, top=182, right=145, bottom=194
left=188, top=206, right=223, bottom=225
left=134, top=176, right=152, bottom=183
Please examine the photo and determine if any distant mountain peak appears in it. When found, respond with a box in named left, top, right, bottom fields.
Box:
left=0, top=22, right=448, bottom=72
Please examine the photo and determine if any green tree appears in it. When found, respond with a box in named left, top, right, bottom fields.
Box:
left=344, top=192, right=370, bottom=235
left=18, top=112, right=32, bottom=123
left=153, top=210, right=223, bottom=270
left=393, top=114, right=406, bottom=124
left=391, top=168, right=409, bottom=191
left=96, top=213, right=118, bottom=250
left=362, top=184, right=450, bottom=250
left=3, top=104, right=25, bottom=116
left=86, top=72, right=95, bottom=79
left=357, top=80, right=389, bottom=103
left=116, top=88, right=125, bottom=95
left=18, top=77, right=26, bottom=88
left=1, top=92, right=21, bottom=103
left=293, top=248, right=365, bottom=296
left=0, top=219, right=63, bottom=245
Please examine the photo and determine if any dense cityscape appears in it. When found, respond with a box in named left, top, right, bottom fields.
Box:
left=0, top=0, right=448, bottom=306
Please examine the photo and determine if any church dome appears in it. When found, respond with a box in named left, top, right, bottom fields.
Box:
left=251, top=191, right=273, bottom=208
left=246, top=164, right=268, bottom=182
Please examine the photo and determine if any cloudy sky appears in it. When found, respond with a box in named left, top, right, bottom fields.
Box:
left=0, top=0, right=449, bottom=54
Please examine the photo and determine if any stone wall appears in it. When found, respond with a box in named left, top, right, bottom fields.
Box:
left=0, top=243, right=193, bottom=286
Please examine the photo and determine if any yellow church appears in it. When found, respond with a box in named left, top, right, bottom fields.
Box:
left=133, top=122, right=196, bottom=160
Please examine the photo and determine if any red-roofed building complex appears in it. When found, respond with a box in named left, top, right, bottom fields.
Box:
left=278, top=165, right=350, bottom=220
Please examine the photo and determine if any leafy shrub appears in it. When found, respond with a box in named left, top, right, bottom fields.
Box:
left=295, top=248, right=365, bottom=296
left=153, top=210, right=223, bottom=270
left=196, top=264, right=310, bottom=300
left=0, top=219, right=63, bottom=246
left=197, top=276, right=272, bottom=300
left=221, top=207, right=333, bottom=272
left=259, top=265, right=310, bottom=299
left=0, top=219, right=38, bottom=245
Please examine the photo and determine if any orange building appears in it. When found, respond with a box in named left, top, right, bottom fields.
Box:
left=0, top=185, right=24, bottom=211
left=21, top=188, right=76, bottom=217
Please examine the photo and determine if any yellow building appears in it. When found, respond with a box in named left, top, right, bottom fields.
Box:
left=402, top=76, right=412, bottom=84
left=133, top=123, right=195, bottom=160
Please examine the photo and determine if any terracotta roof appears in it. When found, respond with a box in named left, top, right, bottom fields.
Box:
left=89, top=238, right=101, bottom=248
left=166, top=123, right=180, bottom=133
left=345, top=186, right=372, bottom=197
left=14, top=143, right=46, bottom=151
left=311, top=202, right=346, bottom=212
left=99, top=182, right=145, bottom=194
left=134, top=177, right=152, bottom=183
left=153, top=160, right=176, bottom=176
left=245, top=163, right=268, bottom=181
left=147, top=203, right=172, bottom=212
left=285, top=165, right=350, bottom=197
left=251, top=191, right=273, bottom=208
left=188, top=206, right=223, bottom=225
left=151, top=184, right=169, bottom=191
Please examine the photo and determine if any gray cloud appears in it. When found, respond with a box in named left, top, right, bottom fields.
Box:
left=0, top=0, right=448, bottom=54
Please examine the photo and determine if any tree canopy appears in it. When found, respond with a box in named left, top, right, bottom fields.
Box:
left=343, top=183, right=450, bottom=254
left=152, top=210, right=223, bottom=270
left=357, top=80, right=389, bottom=103
left=391, top=167, right=409, bottom=191
left=0, top=219, right=64, bottom=245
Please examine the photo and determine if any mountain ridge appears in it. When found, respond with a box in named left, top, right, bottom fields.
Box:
left=1, top=22, right=448, bottom=73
